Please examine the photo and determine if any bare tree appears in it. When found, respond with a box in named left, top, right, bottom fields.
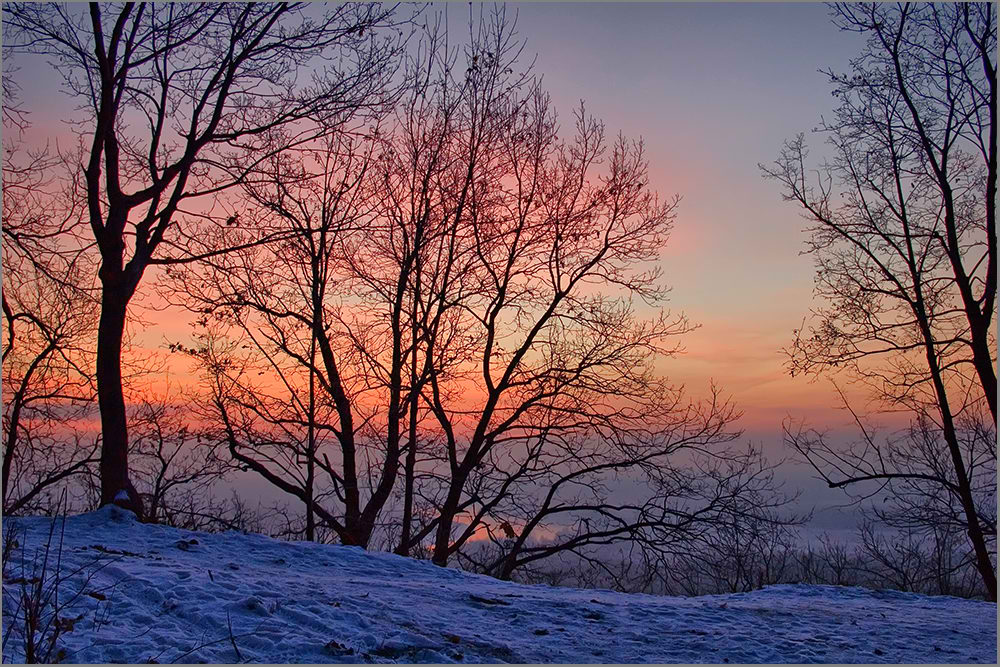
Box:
left=762, top=2, right=997, bottom=600
left=361, top=8, right=792, bottom=572
left=2, top=76, right=99, bottom=516
left=417, top=62, right=696, bottom=567
left=126, top=389, right=229, bottom=527
left=3, top=2, right=404, bottom=517
left=815, top=532, right=857, bottom=587
left=169, top=129, right=388, bottom=546
left=1, top=256, right=98, bottom=515
left=342, top=15, right=475, bottom=556
left=668, top=495, right=798, bottom=595
left=167, top=7, right=791, bottom=574
left=856, top=522, right=932, bottom=593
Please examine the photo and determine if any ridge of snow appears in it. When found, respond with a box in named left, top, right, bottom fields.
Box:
left=2, top=507, right=995, bottom=664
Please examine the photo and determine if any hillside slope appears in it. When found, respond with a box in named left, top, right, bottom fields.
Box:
left=2, top=507, right=995, bottom=663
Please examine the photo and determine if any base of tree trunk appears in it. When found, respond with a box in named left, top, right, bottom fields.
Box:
left=106, top=481, right=145, bottom=521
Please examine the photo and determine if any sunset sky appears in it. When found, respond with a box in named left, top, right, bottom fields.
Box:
left=509, top=4, right=871, bottom=430
left=505, top=2, right=873, bottom=524
left=8, top=3, right=881, bottom=526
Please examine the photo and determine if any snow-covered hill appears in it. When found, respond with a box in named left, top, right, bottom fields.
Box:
left=2, top=507, right=995, bottom=664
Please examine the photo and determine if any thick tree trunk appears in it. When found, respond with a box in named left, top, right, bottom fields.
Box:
left=305, top=465, right=315, bottom=541
left=304, top=454, right=316, bottom=541
left=432, top=472, right=467, bottom=566
left=96, top=282, right=143, bottom=519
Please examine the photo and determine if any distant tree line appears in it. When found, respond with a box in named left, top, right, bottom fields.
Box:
left=503, top=521, right=992, bottom=601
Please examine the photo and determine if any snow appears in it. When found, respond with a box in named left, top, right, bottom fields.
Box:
left=2, top=507, right=995, bottom=664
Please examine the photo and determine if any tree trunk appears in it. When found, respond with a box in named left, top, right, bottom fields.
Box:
left=314, top=330, right=361, bottom=545
left=305, top=331, right=317, bottom=542
left=396, top=289, right=422, bottom=557
left=395, top=401, right=419, bottom=556
left=918, top=316, right=997, bottom=601
left=305, top=460, right=315, bottom=541
left=3, top=334, right=60, bottom=510
left=968, top=320, right=997, bottom=421
left=957, top=476, right=996, bottom=601
left=432, top=471, right=467, bottom=566
left=357, top=268, right=411, bottom=550
left=3, top=379, right=28, bottom=505
left=96, top=282, right=143, bottom=519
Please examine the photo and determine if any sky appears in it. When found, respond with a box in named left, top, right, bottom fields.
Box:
left=504, top=4, right=876, bottom=491
left=506, top=3, right=865, bottom=429
left=6, top=3, right=882, bottom=528
left=493, top=3, right=879, bottom=524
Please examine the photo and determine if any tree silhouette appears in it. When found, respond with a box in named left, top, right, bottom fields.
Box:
left=2, top=77, right=98, bottom=515
left=3, top=2, right=403, bottom=517
left=165, top=7, right=791, bottom=573
left=169, top=132, right=388, bottom=546
left=762, top=2, right=996, bottom=600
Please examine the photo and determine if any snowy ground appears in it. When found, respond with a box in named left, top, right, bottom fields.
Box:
left=2, top=507, right=995, bottom=664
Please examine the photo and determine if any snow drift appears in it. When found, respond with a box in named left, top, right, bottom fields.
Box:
left=1, top=507, right=995, bottom=663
